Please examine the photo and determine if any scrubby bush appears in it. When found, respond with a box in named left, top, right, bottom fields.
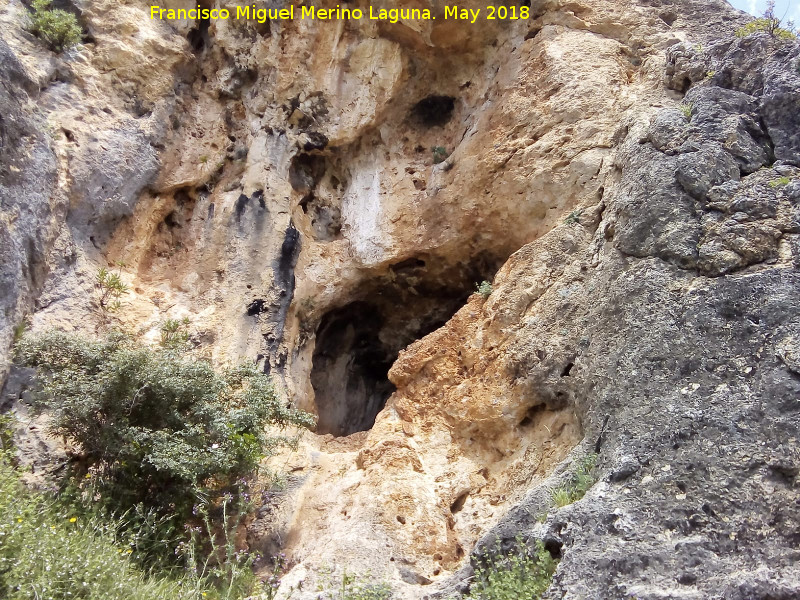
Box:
left=28, top=0, right=82, bottom=52
left=769, top=176, right=791, bottom=188
left=466, top=536, right=557, bottom=600
left=16, top=329, right=315, bottom=567
left=160, top=317, right=192, bottom=349
left=564, top=209, right=583, bottom=225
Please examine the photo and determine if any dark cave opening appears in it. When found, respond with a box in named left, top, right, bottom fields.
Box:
left=410, top=95, right=456, bottom=127
left=310, top=255, right=501, bottom=437
left=311, top=303, right=397, bottom=436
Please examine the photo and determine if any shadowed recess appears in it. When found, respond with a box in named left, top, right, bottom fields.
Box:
left=310, top=255, right=500, bottom=436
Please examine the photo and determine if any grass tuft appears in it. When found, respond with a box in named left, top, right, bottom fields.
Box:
left=550, top=454, right=598, bottom=508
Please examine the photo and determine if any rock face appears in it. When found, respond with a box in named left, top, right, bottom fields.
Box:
left=2, top=0, right=800, bottom=598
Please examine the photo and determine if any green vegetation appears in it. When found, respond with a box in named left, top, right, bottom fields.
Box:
left=476, top=280, right=493, bottom=299
left=0, top=414, right=15, bottom=453
left=466, top=536, right=558, bottom=600
left=96, top=266, right=130, bottom=312
left=432, top=146, right=450, bottom=164
left=12, top=322, right=27, bottom=345
left=735, top=1, right=796, bottom=40
left=27, top=0, right=82, bottom=52
left=550, top=454, right=598, bottom=508
left=679, top=103, right=693, bottom=120
left=0, top=422, right=216, bottom=599
left=160, top=317, right=192, bottom=349
left=769, top=176, right=791, bottom=188
left=564, top=209, right=583, bottom=225
left=15, top=329, right=315, bottom=573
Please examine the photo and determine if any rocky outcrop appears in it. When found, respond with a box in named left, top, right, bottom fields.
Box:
left=2, top=0, right=799, bottom=598
left=0, top=37, right=62, bottom=379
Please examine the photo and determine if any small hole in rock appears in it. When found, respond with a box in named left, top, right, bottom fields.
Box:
left=396, top=515, right=406, bottom=525
left=561, top=362, right=574, bottom=377
left=450, top=492, right=468, bottom=514
left=544, top=538, right=563, bottom=560
left=525, top=27, right=541, bottom=40
left=659, top=11, right=678, bottom=26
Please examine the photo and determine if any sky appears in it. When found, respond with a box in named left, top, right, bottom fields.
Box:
left=727, top=0, right=800, bottom=25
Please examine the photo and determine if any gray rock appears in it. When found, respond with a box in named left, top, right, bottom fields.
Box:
left=648, top=109, right=689, bottom=154
left=0, top=39, right=63, bottom=380
left=684, top=86, right=773, bottom=173
left=676, top=145, right=741, bottom=199
left=67, top=127, right=159, bottom=244
left=441, top=28, right=800, bottom=600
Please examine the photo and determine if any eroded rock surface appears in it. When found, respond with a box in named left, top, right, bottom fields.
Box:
left=1, top=0, right=799, bottom=598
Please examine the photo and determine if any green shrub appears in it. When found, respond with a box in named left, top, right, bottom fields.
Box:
left=15, top=329, right=315, bottom=566
left=0, top=415, right=14, bottom=453
left=735, top=18, right=796, bottom=40
left=432, top=146, right=450, bottom=164
left=182, top=495, right=260, bottom=599
left=550, top=454, right=598, bottom=508
left=12, top=321, right=27, bottom=345
left=160, top=317, right=192, bottom=349
left=476, top=280, right=493, bottom=299
left=564, top=209, right=583, bottom=225
left=679, top=103, right=693, bottom=120
left=28, top=0, right=82, bottom=52
left=96, top=266, right=130, bottom=312
left=466, top=536, right=557, bottom=600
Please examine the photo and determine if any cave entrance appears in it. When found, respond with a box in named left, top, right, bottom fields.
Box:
left=310, top=256, right=500, bottom=437
left=311, top=303, right=396, bottom=436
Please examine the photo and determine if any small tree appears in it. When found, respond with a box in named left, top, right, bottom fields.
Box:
left=28, top=0, right=82, bottom=52
left=736, top=0, right=796, bottom=40
left=96, top=266, right=129, bottom=312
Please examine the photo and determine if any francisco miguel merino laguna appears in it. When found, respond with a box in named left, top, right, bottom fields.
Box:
left=150, top=4, right=532, bottom=24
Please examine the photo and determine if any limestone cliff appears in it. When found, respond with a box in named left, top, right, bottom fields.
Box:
left=1, top=0, right=799, bottom=598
